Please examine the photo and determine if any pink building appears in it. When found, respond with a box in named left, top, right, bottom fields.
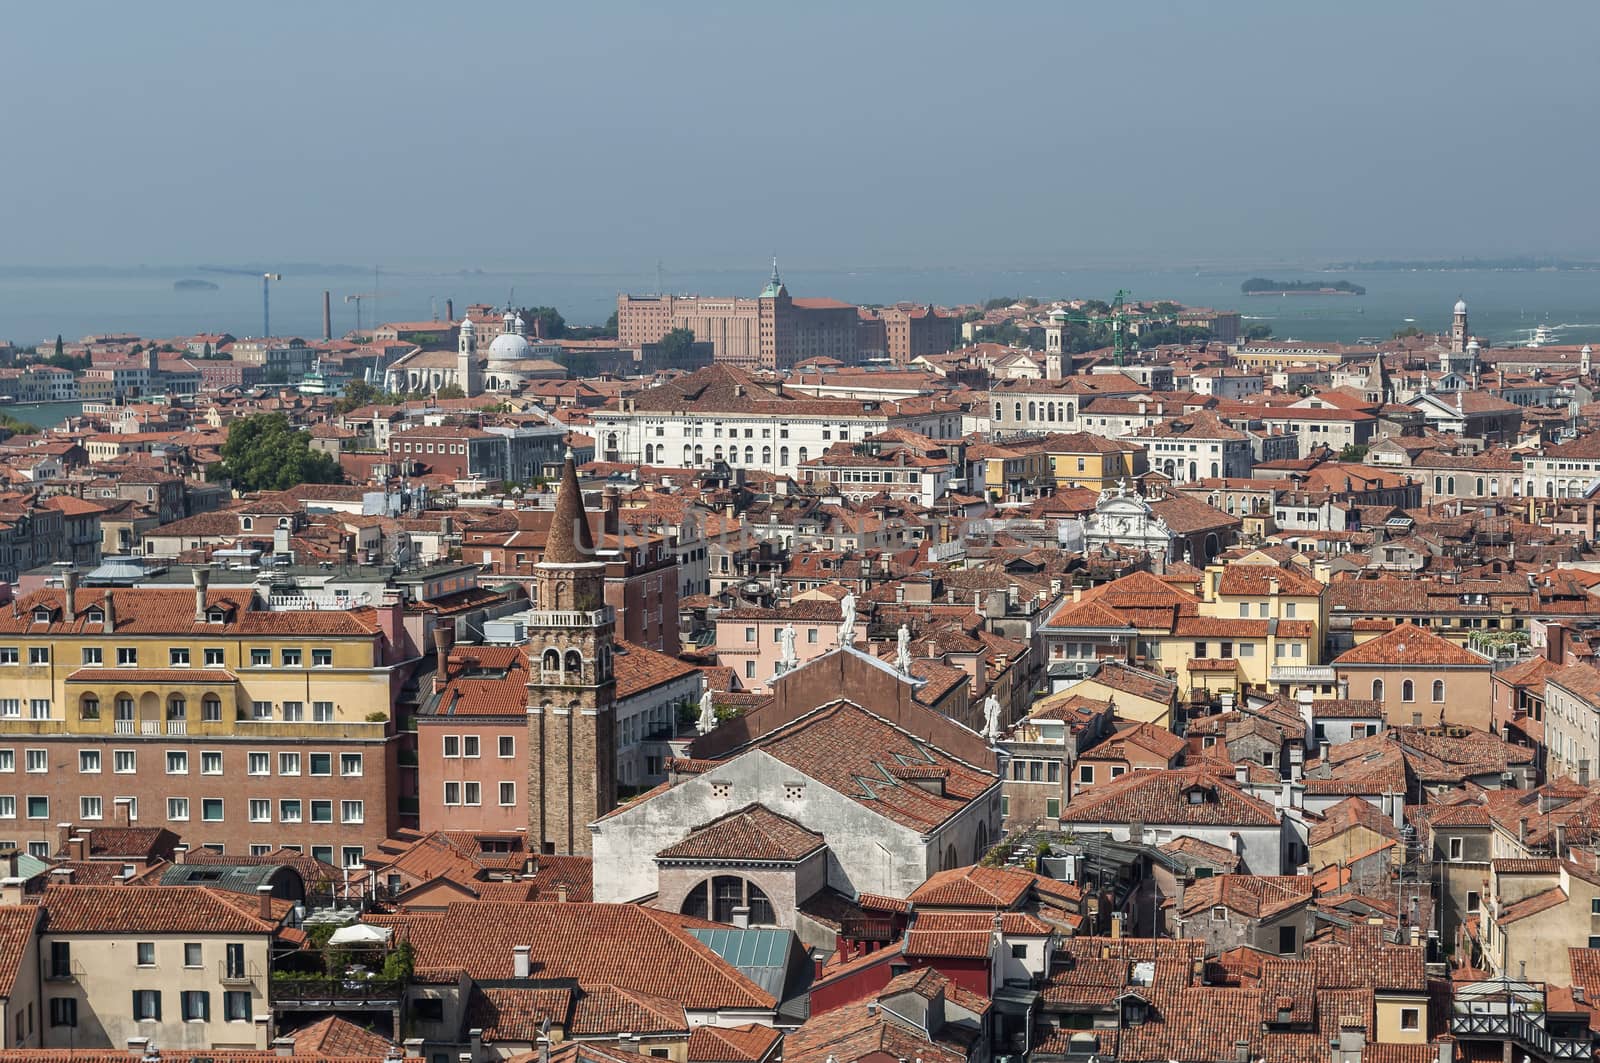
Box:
left=715, top=599, right=852, bottom=692
left=415, top=645, right=531, bottom=833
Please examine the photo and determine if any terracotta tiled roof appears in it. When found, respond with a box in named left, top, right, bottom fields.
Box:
left=544, top=452, right=596, bottom=565
left=907, top=865, right=1034, bottom=909
left=41, top=884, right=276, bottom=934
left=686, top=1023, right=782, bottom=1063
left=1333, top=622, right=1490, bottom=667
left=289, top=1016, right=396, bottom=1057
left=656, top=804, right=824, bottom=863
left=1057, top=768, right=1281, bottom=828
left=1179, top=875, right=1312, bottom=919
left=0, top=908, right=39, bottom=998
left=615, top=639, right=699, bottom=699
left=569, top=984, right=687, bottom=1036
left=367, top=902, right=773, bottom=1010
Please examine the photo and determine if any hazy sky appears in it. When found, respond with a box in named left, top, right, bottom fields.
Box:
left=7, top=1, right=1599, bottom=270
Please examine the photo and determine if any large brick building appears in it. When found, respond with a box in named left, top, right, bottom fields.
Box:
left=616, top=265, right=858, bottom=370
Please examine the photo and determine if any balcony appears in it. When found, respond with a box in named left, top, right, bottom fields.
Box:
left=1267, top=665, right=1336, bottom=685
left=1451, top=980, right=1590, bottom=1062
left=220, top=960, right=260, bottom=986
left=269, top=976, right=404, bottom=1010
left=524, top=607, right=613, bottom=628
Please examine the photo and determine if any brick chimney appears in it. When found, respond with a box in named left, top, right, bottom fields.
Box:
left=1548, top=623, right=1567, bottom=666
left=433, top=626, right=456, bottom=694
left=257, top=883, right=273, bottom=920
left=193, top=568, right=211, bottom=623
left=62, top=567, right=77, bottom=622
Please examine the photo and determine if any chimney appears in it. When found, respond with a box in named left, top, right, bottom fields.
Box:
left=433, top=626, right=455, bottom=694
left=127, top=1038, right=150, bottom=1058
left=322, top=290, right=333, bottom=342
left=1234, top=764, right=1249, bottom=786
left=68, top=833, right=88, bottom=862
left=470, top=1030, right=483, bottom=1063
left=1549, top=623, right=1567, bottom=665
left=62, top=567, right=77, bottom=622
left=1318, top=739, right=1330, bottom=762
left=56, top=822, right=74, bottom=853
left=257, top=883, right=274, bottom=920
left=446, top=299, right=454, bottom=322
left=1110, top=911, right=1123, bottom=939
left=512, top=945, right=531, bottom=978
left=602, top=485, right=620, bottom=537
left=193, top=567, right=210, bottom=623
left=732, top=905, right=750, bottom=929
left=1518, top=818, right=1528, bottom=846
left=1234, top=1039, right=1250, bottom=1063
left=404, top=1039, right=426, bottom=1059
left=102, top=591, right=115, bottom=633
left=273, top=1036, right=297, bottom=1057
left=173, top=844, right=188, bottom=864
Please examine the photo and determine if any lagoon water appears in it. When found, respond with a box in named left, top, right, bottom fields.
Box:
left=3, top=264, right=1599, bottom=350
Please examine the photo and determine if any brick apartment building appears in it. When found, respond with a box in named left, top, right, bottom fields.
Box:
left=616, top=266, right=858, bottom=370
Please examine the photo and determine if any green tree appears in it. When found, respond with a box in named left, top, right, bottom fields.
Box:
left=521, top=306, right=566, bottom=338
left=435, top=383, right=466, bottom=400
left=1339, top=443, right=1369, bottom=462
left=1244, top=324, right=1273, bottom=341
left=1393, top=326, right=1425, bottom=340
left=218, top=413, right=343, bottom=492
left=335, top=378, right=392, bottom=413
left=0, top=414, right=38, bottom=436
left=656, top=327, right=699, bottom=362
left=53, top=335, right=63, bottom=359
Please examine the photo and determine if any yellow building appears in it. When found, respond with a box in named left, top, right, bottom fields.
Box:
left=1036, top=432, right=1147, bottom=492
left=965, top=442, right=1053, bottom=501
left=0, top=573, right=405, bottom=862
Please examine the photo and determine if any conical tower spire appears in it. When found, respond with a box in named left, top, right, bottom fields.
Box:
left=544, top=448, right=595, bottom=564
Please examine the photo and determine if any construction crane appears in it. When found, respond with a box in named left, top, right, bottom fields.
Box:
left=345, top=293, right=378, bottom=335
left=261, top=273, right=282, bottom=338
left=1053, top=289, right=1137, bottom=366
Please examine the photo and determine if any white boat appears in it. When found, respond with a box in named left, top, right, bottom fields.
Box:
left=1528, top=324, right=1555, bottom=348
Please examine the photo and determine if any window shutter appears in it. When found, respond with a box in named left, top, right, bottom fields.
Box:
left=153, top=991, right=161, bottom=1021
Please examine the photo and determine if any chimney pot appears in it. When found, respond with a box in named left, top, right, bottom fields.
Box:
left=257, top=883, right=274, bottom=920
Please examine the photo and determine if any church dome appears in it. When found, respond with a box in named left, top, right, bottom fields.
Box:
left=1454, top=298, right=1468, bottom=314
left=488, top=332, right=532, bottom=361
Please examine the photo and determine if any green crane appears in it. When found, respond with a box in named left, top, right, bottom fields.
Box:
left=1051, top=289, right=1137, bottom=366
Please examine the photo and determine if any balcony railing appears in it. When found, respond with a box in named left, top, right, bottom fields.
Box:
left=113, top=719, right=136, bottom=735
left=524, top=607, right=613, bottom=628
left=1267, top=665, right=1337, bottom=684
left=220, top=960, right=260, bottom=985
left=1450, top=1011, right=1588, bottom=1060
left=269, top=976, right=404, bottom=1009
left=166, top=719, right=187, bottom=736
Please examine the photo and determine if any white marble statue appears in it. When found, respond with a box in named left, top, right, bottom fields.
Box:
left=838, top=591, right=858, bottom=645
left=779, top=623, right=798, bottom=670
left=981, top=694, right=1003, bottom=742
left=697, top=687, right=717, bottom=734
left=895, top=623, right=912, bottom=673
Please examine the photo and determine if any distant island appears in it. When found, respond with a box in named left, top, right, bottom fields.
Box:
left=173, top=278, right=220, bottom=291
left=1241, top=277, right=1365, bottom=296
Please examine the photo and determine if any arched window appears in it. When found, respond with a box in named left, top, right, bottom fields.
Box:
left=1372, top=678, right=1384, bottom=701
left=201, top=695, right=222, bottom=722
left=1432, top=679, right=1445, bottom=702
left=564, top=649, right=583, bottom=675
left=1447, top=477, right=1455, bottom=495
left=745, top=446, right=754, bottom=464
left=542, top=649, right=560, bottom=673
left=79, top=695, right=100, bottom=721
left=681, top=876, right=775, bottom=925
left=683, top=445, right=693, bottom=464
left=1027, top=402, right=1036, bottom=421
left=693, top=445, right=704, bottom=465
left=643, top=444, right=654, bottom=464
left=974, top=820, right=989, bottom=864
left=166, top=695, right=186, bottom=720
left=1434, top=476, right=1443, bottom=494
left=1401, top=679, right=1415, bottom=703
left=945, top=844, right=958, bottom=870
left=798, top=447, right=808, bottom=464
left=1014, top=403, right=1022, bottom=421
left=713, top=446, right=724, bottom=462
left=1476, top=478, right=1485, bottom=496
left=762, top=446, right=771, bottom=464
left=779, top=447, right=789, bottom=466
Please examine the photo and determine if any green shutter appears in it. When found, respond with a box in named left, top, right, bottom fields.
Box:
left=1046, top=798, right=1061, bottom=819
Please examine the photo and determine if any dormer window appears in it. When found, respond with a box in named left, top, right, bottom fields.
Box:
left=85, top=608, right=103, bottom=624
left=32, top=608, right=52, bottom=624
left=240, top=517, right=253, bottom=531
left=206, top=609, right=226, bottom=624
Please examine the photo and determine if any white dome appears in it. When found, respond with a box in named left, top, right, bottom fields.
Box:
left=1454, top=299, right=1468, bottom=314
left=488, top=332, right=532, bottom=361
left=459, top=315, right=475, bottom=330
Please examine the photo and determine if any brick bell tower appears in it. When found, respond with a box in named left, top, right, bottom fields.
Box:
left=526, top=450, right=617, bottom=854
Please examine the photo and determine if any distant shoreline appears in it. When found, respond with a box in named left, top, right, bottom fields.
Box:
left=1243, top=289, right=1360, bottom=296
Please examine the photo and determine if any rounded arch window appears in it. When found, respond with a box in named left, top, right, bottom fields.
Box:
left=166, top=695, right=187, bottom=719
left=79, top=695, right=100, bottom=721
left=1372, top=678, right=1384, bottom=701
left=681, top=875, right=775, bottom=925
left=1401, top=679, right=1415, bottom=703
left=543, top=649, right=560, bottom=672
left=201, top=695, right=222, bottom=722
left=1432, top=679, right=1445, bottom=703
left=564, top=649, right=583, bottom=674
